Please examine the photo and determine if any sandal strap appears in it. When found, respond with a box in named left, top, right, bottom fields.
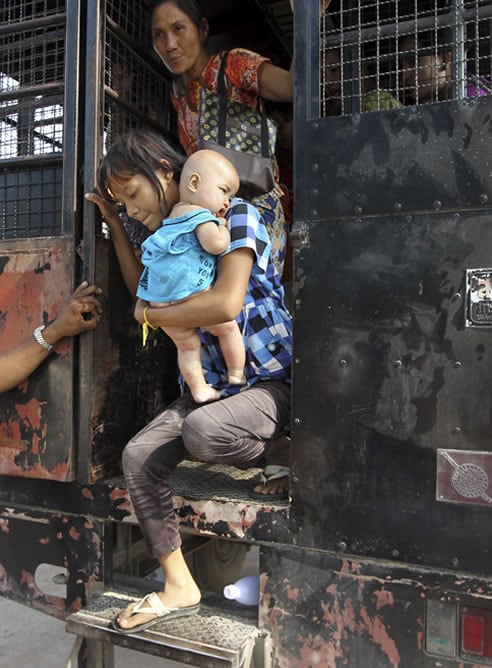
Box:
left=132, top=592, right=170, bottom=617
left=259, top=464, right=289, bottom=484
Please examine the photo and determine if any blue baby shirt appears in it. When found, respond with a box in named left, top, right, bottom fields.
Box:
left=137, top=208, right=221, bottom=303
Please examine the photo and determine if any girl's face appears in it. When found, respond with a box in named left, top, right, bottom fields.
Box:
left=109, top=169, right=178, bottom=232
left=151, top=2, right=208, bottom=80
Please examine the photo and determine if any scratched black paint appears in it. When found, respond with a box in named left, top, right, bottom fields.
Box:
left=291, top=95, right=492, bottom=573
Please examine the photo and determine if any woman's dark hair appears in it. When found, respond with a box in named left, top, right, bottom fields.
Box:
left=96, top=128, right=186, bottom=209
left=147, top=0, right=206, bottom=31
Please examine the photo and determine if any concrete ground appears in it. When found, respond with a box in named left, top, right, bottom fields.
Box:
left=0, top=546, right=258, bottom=668
left=0, top=597, right=184, bottom=668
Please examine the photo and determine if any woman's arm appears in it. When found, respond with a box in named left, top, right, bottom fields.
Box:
left=0, top=282, right=102, bottom=393
left=258, top=61, right=294, bottom=103
left=135, top=248, right=254, bottom=328
left=257, top=0, right=294, bottom=102
left=85, top=192, right=143, bottom=296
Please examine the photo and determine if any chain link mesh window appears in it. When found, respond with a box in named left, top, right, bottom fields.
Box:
left=0, top=0, right=174, bottom=239
left=321, top=0, right=491, bottom=116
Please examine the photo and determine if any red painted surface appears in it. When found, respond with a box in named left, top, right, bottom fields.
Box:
left=0, top=239, right=75, bottom=481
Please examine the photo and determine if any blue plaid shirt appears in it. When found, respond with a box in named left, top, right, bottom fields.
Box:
left=198, top=198, right=292, bottom=396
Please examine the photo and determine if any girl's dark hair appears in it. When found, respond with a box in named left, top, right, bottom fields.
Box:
left=147, top=0, right=205, bottom=31
left=96, top=128, right=186, bottom=207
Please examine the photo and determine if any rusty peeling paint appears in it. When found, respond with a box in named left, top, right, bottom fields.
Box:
left=260, top=545, right=492, bottom=667
left=0, top=240, right=75, bottom=481
left=175, top=500, right=289, bottom=542
left=0, top=507, right=105, bottom=620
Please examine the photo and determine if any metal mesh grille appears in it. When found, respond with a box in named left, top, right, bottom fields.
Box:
left=0, top=1, right=66, bottom=238
left=0, top=0, right=175, bottom=240
left=321, top=0, right=491, bottom=116
left=0, top=17, right=65, bottom=158
left=0, top=162, right=63, bottom=238
left=103, top=0, right=175, bottom=148
left=0, top=94, right=64, bottom=159
left=0, top=1, right=65, bottom=24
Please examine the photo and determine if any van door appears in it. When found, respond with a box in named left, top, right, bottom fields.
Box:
left=291, top=0, right=492, bottom=572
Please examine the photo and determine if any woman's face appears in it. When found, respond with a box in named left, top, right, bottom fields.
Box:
left=400, top=38, right=451, bottom=103
left=109, top=169, right=179, bottom=232
left=151, top=2, right=207, bottom=80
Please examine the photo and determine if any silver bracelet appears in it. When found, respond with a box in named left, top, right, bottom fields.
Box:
left=33, top=325, right=54, bottom=352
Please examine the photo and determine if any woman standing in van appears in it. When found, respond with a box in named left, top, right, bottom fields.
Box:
left=145, top=0, right=294, bottom=497
left=148, top=0, right=294, bottom=278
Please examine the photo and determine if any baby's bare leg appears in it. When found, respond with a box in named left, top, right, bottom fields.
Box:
left=207, top=320, right=245, bottom=385
left=163, top=326, right=220, bottom=403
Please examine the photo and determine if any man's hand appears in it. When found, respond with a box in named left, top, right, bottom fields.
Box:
left=0, top=283, right=102, bottom=393
left=44, top=282, right=102, bottom=344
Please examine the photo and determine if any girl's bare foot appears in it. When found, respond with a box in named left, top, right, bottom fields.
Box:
left=253, top=436, right=290, bottom=496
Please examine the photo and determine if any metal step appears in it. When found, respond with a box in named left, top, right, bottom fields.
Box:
left=109, top=459, right=290, bottom=544
left=65, top=588, right=263, bottom=668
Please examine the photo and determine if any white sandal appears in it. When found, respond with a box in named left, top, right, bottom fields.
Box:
left=111, top=592, right=200, bottom=634
left=252, top=464, right=289, bottom=500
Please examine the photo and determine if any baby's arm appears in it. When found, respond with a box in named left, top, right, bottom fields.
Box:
left=196, top=219, right=231, bottom=255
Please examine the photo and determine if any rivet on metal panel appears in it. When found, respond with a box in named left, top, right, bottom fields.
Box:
left=295, top=298, right=301, bottom=306
left=393, top=202, right=402, bottom=212
left=433, top=200, right=442, bottom=210
left=292, top=475, right=300, bottom=484
left=294, top=417, right=301, bottom=425
left=337, top=542, right=347, bottom=552
left=391, top=549, right=400, bottom=558
left=294, top=358, right=300, bottom=364
left=310, top=210, right=318, bottom=217
left=339, top=359, right=348, bottom=367
left=454, top=361, right=463, bottom=369
left=393, top=360, right=403, bottom=368
left=480, top=194, right=489, bottom=205
left=452, top=293, right=462, bottom=301
left=354, top=206, right=362, bottom=215
left=452, top=427, right=462, bottom=434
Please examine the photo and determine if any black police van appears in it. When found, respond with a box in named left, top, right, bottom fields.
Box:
left=1, top=1, right=492, bottom=666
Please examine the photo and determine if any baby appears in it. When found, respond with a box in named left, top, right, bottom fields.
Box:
left=137, top=149, right=245, bottom=403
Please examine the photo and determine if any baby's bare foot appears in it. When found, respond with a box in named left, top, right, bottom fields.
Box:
left=192, top=385, right=221, bottom=403
left=228, top=372, right=246, bottom=385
